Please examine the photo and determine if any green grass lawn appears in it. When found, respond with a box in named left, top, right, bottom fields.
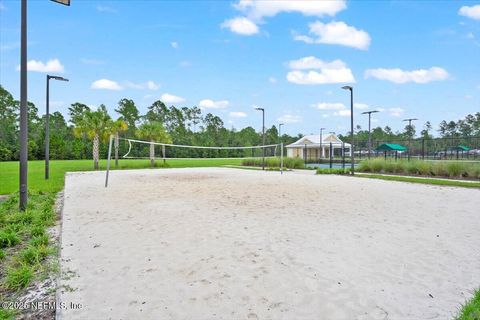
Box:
left=0, top=159, right=242, bottom=195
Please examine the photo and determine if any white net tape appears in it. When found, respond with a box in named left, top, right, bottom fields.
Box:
left=120, top=138, right=280, bottom=160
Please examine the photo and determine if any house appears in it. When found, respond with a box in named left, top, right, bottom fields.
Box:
left=286, top=134, right=351, bottom=159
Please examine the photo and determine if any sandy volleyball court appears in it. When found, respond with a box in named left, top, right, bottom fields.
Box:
left=58, top=167, right=480, bottom=319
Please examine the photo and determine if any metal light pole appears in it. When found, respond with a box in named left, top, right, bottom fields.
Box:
left=342, top=86, right=355, bottom=175
left=278, top=123, right=284, bottom=148
left=403, top=118, right=418, bottom=161
left=361, top=110, right=380, bottom=159
left=19, top=0, right=28, bottom=210
left=18, top=0, right=71, bottom=210
left=255, top=107, right=265, bottom=170
left=45, top=75, right=69, bottom=180
left=319, top=127, right=325, bottom=161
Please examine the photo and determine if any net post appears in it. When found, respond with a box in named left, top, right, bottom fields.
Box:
left=105, top=135, right=113, bottom=188
left=280, top=142, right=284, bottom=175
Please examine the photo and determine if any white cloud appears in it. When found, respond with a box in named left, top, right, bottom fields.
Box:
left=91, top=79, right=123, bottom=91
left=124, top=80, right=160, bottom=90
left=268, top=77, right=277, bottom=84
left=97, top=5, right=116, bottom=13
left=333, top=109, right=351, bottom=117
left=286, top=57, right=355, bottom=85
left=389, top=107, right=404, bottom=117
left=294, top=21, right=371, bottom=50
left=17, top=59, right=65, bottom=73
left=459, top=5, right=480, bottom=20
left=221, top=17, right=259, bottom=35
left=234, top=0, right=346, bottom=20
left=313, top=102, right=345, bottom=110
left=161, top=93, right=186, bottom=104
left=354, top=103, right=369, bottom=110
left=198, top=99, right=230, bottom=109
left=277, top=114, right=302, bottom=124
left=365, top=67, right=449, bottom=84
left=171, top=42, right=179, bottom=49
left=229, top=111, right=247, bottom=118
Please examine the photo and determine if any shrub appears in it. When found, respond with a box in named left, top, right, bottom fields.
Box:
left=30, top=225, right=45, bottom=237
left=0, top=230, right=20, bottom=248
left=18, top=245, right=50, bottom=266
left=383, top=162, right=396, bottom=173
left=358, top=161, right=371, bottom=172
left=417, top=161, right=433, bottom=176
left=406, top=162, right=419, bottom=174
left=30, top=235, right=49, bottom=247
left=371, top=159, right=384, bottom=172
left=241, top=157, right=304, bottom=169
left=446, top=162, right=463, bottom=178
left=0, top=249, right=5, bottom=260
left=316, top=168, right=351, bottom=175
left=5, top=265, right=34, bottom=290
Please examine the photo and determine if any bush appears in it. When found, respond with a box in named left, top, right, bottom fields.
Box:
left=5, top=265, right=34, bottom=290
left=357, top=159, right=480, bottom=180
left=30, top=235, right=49, bottom=247
left=0, top=249, right=5, bottom=260
left=241, top=157, right=304, bottom=169
left=316, top=168, right=351, bottom=175
left=0, top=230, right=20, bottom=248
left=18, top=245, right=50, bottom=266
left=446, top=162, right=463, bottom=178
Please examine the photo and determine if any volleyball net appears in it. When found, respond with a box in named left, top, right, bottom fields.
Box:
left=105, top=136, right=284, bottom=187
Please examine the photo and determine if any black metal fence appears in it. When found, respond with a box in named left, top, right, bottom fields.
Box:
left=301, top=136, right=480, bottom=165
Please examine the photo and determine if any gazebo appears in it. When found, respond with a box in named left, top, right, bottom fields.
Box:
left=448, top=145, right=471, bottom=159
left=375, top=143, right=407, bottom=160
left=286, top=134, right=351, bottom=160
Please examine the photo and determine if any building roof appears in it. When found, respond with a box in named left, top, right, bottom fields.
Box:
left=448, top=145, right=471, bottom=151
left=286, top=134, right=351, bottom=148
left=375, top=143, right=407, bottom=151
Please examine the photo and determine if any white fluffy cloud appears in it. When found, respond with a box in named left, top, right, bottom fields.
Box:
left=91, top=79, right=123, bottom=91
left=161, top=93, right=186, bottom=104
left=125, top=80, right=160, bottom=90
left=277, top=114, right=302, bottom=124
left=365, top=67, right=449, bottom=84
left=223, top=0, right=345, bottom=35
left=221, top=17, right=259, bottom=35
left=389, top=107, right=405, bottom=117
left=229, top=111, right=247, bottom=118
left=235, top=0, right=346, bottom=20
left=333, top=109, right=351, bottom=117
left=18, top=59, right=65, bottom=73
left=286, top=56, right=355, bottom=85
left=459, top=5, right=480, bottom=20
left=354, top=103, right=369, bottom=110
left=268, top=77, right=277, bottom=84
left=313, top=102, right=346, bottom=110
left=198, top=99, right=230, bottom=109
left=294, top=21, right=371, bottom=50
left=171, top=42, right=179, bottom=49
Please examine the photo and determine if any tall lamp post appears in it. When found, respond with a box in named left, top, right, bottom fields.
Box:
left=278, top=123, right=284, bottom=146
left=403, top=118, right=418, bottom=160
left=19, top=0, right=71, bottom=210
left=319, top=127, right=325, bottom=161
left=361, top=110, right=380, bottom=159
left=255, top=107, right=265, bottom=170
left=341, top=86, right=355, bottom=175
left=45, top=75, right=69, bottom=180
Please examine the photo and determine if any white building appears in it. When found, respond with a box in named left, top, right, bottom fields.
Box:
left=286, top=134, right=351, bottom=159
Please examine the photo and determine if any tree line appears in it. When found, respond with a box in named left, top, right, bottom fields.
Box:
left=1, top=85, right=479, bottom=164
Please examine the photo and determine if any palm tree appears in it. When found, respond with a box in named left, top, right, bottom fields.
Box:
left=136, top=121, right=172, bottom=167
left=74, top=106, right=112, bottom=169
left=110, top=119, right=128, bottom=167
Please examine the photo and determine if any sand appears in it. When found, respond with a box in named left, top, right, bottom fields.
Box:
left=58, top=167, right=480, bottom=319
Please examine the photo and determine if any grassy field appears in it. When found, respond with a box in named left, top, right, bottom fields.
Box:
left=0, top=159, right=242, bottom=195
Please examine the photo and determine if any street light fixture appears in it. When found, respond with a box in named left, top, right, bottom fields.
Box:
left=341, top=85, right=355, bottom=175
left=255, top=107, right=265, bottom=170
left=45, top=75, right=69, bottom=180
left=19, top=0, right=71, bottom=210
left=361, top=110, right=380, bottom=159
left=403, top=118, right=418, bottom=161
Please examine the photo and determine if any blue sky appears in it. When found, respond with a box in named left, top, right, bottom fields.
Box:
left=1, top=0, right=479, bottom=136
